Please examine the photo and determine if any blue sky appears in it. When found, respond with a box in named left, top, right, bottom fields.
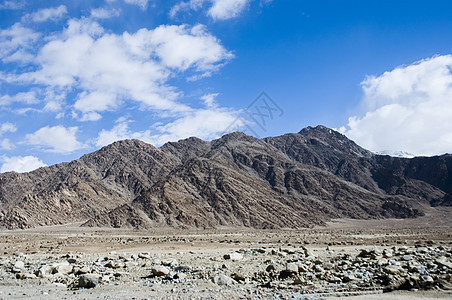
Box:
left=1, top=0, right=452, bottom=172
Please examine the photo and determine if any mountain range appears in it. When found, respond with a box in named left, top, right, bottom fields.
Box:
left=0, top=125, right=450, bottom=230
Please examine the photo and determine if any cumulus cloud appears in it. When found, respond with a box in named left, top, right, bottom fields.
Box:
left=0, top=122, right=17, bottom=135
left=96, top=106, right=239, bottom=147
left=341, top=55, right=452, bottom=156
left=148, top=24, right=234, bottom=72
left=25, top=125, right=86, bottom=153
left=0, top=91, right=40, bottom=106
left=23, top=5, right=67, bottom=23
left=0, top=138, right=15, bottom=150
left=170, top=0, right=251, bottom=20
left=96, top=119, right=152, bottom=147
left=0, top=155, right=47, bottom=173
left=208, top=0, right=250, bottom=20
left=200, top=93, right=219, bottom=107
left=1, top=8, right=240, bottom=161
left=149, top=107, right=239, bottom=145
left=0, top=23, right=40, bottom=62
left=2, top=19, right=232, bottom=119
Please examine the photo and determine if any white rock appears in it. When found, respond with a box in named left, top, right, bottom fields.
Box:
left=212, top=273, right=234, bottom=286
left=12, top=261, right=25, bottom=272
left=286, top=263, right=298, bottom=273
left=51, top=262, right=73, bottom=275
left=36, top=265, right=52, bottom=278
left=224, top=252, right=243, bottom=261
left=152, top=265, right=170, bottom=276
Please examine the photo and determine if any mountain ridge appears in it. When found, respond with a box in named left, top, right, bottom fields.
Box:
left=1, top=125, right=450, bottom=230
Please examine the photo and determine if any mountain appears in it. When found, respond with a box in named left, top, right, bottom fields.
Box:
left=375, top=150, right=415, bottom=158
left=0, top=126, right=450, bottom=230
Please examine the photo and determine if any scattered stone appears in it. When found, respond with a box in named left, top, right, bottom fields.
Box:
left=402, top=255, right=413, bottom=261
left=421, top=275, right=434, bottom=283
left=435, top=257, right=452, bottom=269
left=175, top=265, right=191, bottom=272
left=384, top=265, right=405, bottom=275
left=51, top=262, right=73, bottom=275
left=105, top=261, right=123, bottom=269
left=78, top=274, right=101, bottom=288
left=298, top=264, right=309, bottom=272
left=285, top=263, right=298, bottom=274
left=36, top=265, right=52, bottom=278
left=232, top=273, right=246, bottom=281
left=75, top=266, right=90, bottom=275
left=67, top=258, right=79, bottom=264
left=342, top=274, right=356, bottom=282
left=416, top=247, right=428, bottom=254
left=328, top=275, right=341, bottom=283
left=12, top=261, right=25, bottom=273
left=224, top=252, right=243, bottom=261
left=138, top=253, right=150, bottom=259
left=151, top=265, right=170, bottom=276
left=212, top=273, right=234, bottom=286
left=174, top=272, right=187, bottom=280
left=16, top=272, right=36, bottom=279
left=266, top=264, right=276, bottom=272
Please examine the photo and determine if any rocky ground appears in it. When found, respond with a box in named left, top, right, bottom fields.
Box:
left=0, top=216, right=451, bottom=299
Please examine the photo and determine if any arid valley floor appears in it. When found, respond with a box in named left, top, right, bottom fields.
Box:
left=0, top=208, right=451, bottom=299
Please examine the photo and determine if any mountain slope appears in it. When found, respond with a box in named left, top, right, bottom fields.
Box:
left=0, top=126, right=449, bottom=230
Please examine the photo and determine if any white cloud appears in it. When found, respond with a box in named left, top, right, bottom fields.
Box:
left=3, top=19, right=232, bottom=119
left=208, top=0, right=250, bottom=20
left=96, top=120, right=152, bottom=147
left=1, top=155, right=47, bottom=173
left=74, top=91, right=118, bottom=114
left=148, top=24, right=234, bottom=72
left=0, top=1, right=25, bottom=10
left=170, top=0, right=251, bottom=20
left=149, top=107, right=238, bottom=145
left=0, top=138, right=15, bottom=150
left=25, top=125, right=86, bottom=153
left=96, top=107, right=239, bottom=147
left=0, top=23, right=40, bottom=62
left=0, top=91, right=40, bottom=106
left=24, top=5, right=67, bottom=23
left=90, top=8, right=121, bottom=19
left=0, top=122, right=17, bottom=135
left=342, top=55, right=452, bottom=156
left=79, top=112, right=102, bottom=122
left=169, top=0, right=205, bottom=18
left=124, top=0, right=150, bottom=10
left=200, top=93, right=219, bottom=107
left=1, top=12, right=239, bottom=157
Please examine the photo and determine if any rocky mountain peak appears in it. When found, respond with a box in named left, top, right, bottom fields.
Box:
left=0, top=126, right=450, bottom=230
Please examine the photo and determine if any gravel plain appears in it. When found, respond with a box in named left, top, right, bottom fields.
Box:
left=1, top=213, right=451, bottom=299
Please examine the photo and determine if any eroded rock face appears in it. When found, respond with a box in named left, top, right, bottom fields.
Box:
left=1, top=126, right=451, bottom=230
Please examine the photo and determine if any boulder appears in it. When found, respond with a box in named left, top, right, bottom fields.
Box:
left=78, top=274, right=101, bottom=288
left=224, top=252, right=243, bottom=261
left=152, top=265, right=170, bottom=276
left=212, top=273, right=234, bottom=286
